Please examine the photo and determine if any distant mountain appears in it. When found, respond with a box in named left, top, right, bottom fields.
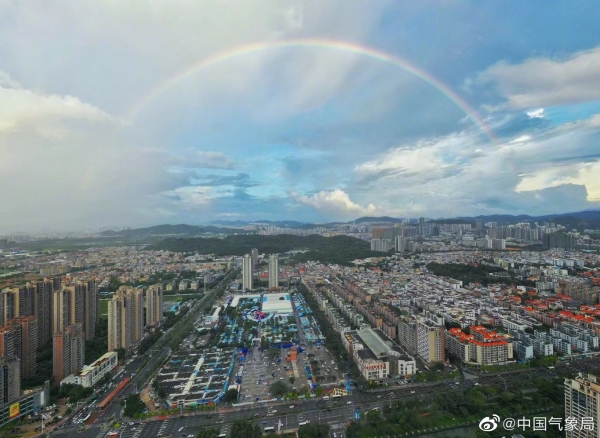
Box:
left=209, top=220, right=249, bottom=226
left=100, top=224, right=237, bottom=237
left=457, top=210, right=600, bottom=223
left=353, top=216, right=404, bottom=224
left=454, top=210, right=600, bottom=231
left=209, top=219, right=308, bottom=228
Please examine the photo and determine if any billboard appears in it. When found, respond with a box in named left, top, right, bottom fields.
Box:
left=9, top=402, right=19, bottom=419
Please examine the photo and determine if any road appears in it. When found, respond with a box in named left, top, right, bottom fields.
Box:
left=50, top=366, right=552, bottom=438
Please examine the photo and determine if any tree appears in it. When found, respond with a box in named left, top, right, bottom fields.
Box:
left=298, top=424, right=330, bottom=438
left=222, top=388, right=239, bottom=403
left=315, top=386, right=323, bottom=397
left=195, top=428, right=221, bottom=438
left=122, top=394, right=146, bottom=418
left=114, top=348, right=126, bottom=363
left=270, top=381, right=289, bottom=398
left=289, top=376, right=296, bottom=385
left=230, top=419, right=262, bottom=438
left=365, top=408, right=382, bottom=425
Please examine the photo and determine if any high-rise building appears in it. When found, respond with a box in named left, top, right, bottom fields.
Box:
left=53, top=323, right=85, bottom=383
left=251, top=248, right=259, bottom=268
left=370, top=239, right=391, bottom=252
left=107, top=287, right=144, bottom=351
left=107, top=293, right=126, bottom=352
left=63, top=285, right=84, bottom=333
left=0, top=326, right=18, bottom=358
left=415, top=314, right=445, bottom=365
left=84, top=280, right=99, bottom=340
left=242, top=254, right=253, bottom=290
left=131, top=288, right=144, bottom=342
left=146, top=285, right=163, bottom=327
left=34, top=278, right=54, bottom=347
left=0, top=356, right=20, bottom=405
left=52, top=288, right=72, bottom=334
left=268, top=255, right=279, bottom=288
left=395, top=236, right=408, bottom=252
left=8, top=316, right=38, bottom=378
left=1, top=285, right=35, bottom=324
left=564, top=373, right=600, bottom=438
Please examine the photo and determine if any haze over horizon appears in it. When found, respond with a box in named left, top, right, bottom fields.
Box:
left=2, top=1, right=600, bottom=231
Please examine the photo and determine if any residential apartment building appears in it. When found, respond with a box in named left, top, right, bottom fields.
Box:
left=34, top=278, right=54, bottom=346
left=446, top=326, right=513, bottom=366
left=53, top=323, right=85, bottom=383
left=145, top=285, right=163, bottom=327
left=107, top=286, right=144, bottom=351
left=370, top=239, right=391, bottom=252
left=564, top=373, right=600, bottom=438
left=0, top=356, right=20, bottom=406
left=7, top=316, right=38, bottom=379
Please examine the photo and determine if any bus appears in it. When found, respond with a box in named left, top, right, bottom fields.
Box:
left=264, top=427, right=275, bottom=432
left=322, top=396, right=330, bottom=400
left=299, top=421, right=310, bottom=426
left=178, top=427, right=184, bottom=432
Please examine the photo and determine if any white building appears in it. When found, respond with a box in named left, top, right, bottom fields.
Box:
left=370, top=239, right=391, bottom=252
left=242, top=254, right=253, bottom=290
left=60, top=351, right=118, bottom=388
left=268, top=255, right=279, bottom=288
left=205, top=306, right=222, bottom=326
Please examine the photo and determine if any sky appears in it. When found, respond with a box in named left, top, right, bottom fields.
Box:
left=1, top=1, right=600, bottom=231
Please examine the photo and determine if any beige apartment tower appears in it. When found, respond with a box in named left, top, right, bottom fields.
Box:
left=108, top=287, right=144, bottom=351
left=146, top=285, right=163, bottom=327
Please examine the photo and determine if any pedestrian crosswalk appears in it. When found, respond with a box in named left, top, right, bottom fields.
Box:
left=158, top=420, right=171, bottom=436
left=219, top=413, right=231, bottom=435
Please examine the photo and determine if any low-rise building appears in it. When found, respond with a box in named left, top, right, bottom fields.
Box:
left=60, top=351, right=118, bottom=388
left=342, top=328, right=416, bottom=380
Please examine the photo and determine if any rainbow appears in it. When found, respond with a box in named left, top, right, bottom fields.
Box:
left=126, top=38, right=495, bottom=141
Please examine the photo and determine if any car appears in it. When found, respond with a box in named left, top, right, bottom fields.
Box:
left=347, top=401, right=353, bottom=405
left=410, top=391, right=415, bottom=394
left=377, top=395, right=381, bottom=398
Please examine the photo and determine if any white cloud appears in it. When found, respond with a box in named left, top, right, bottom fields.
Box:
left=0, top=85, right=111, bottom=135
left=477, top=46, right=600, bottom=108
left=516, top=160, right=600, bottom=201
left=346, top=123, right=600, bottom=218
left=527, top=108, right=544, bottom=119
left=294, top=189, right=377, bottom=218
left=161, top=186, right=212, bottom=207
left=510, top=135, right=532, bottom=144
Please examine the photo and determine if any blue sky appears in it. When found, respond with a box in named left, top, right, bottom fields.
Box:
left=1, top=1, right=600, bottom=230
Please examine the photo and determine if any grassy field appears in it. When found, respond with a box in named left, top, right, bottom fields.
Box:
left=99, top=299, right=109, bottom=317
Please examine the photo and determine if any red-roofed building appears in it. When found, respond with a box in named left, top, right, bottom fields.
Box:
left=445, top=326, right=513, bottom=366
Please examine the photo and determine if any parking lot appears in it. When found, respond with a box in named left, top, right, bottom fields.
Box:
left=153, top=348, right=236, bottom=408
left=236, top=345, right=291, bottom=403
left=230, top=289, right=347, bottom=404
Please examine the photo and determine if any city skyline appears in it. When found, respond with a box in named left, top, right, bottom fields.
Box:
left=2, top=2, right=600, bottom=230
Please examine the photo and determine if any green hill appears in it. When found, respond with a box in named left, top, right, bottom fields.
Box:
left=149, top=234, right=382, bottom=265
